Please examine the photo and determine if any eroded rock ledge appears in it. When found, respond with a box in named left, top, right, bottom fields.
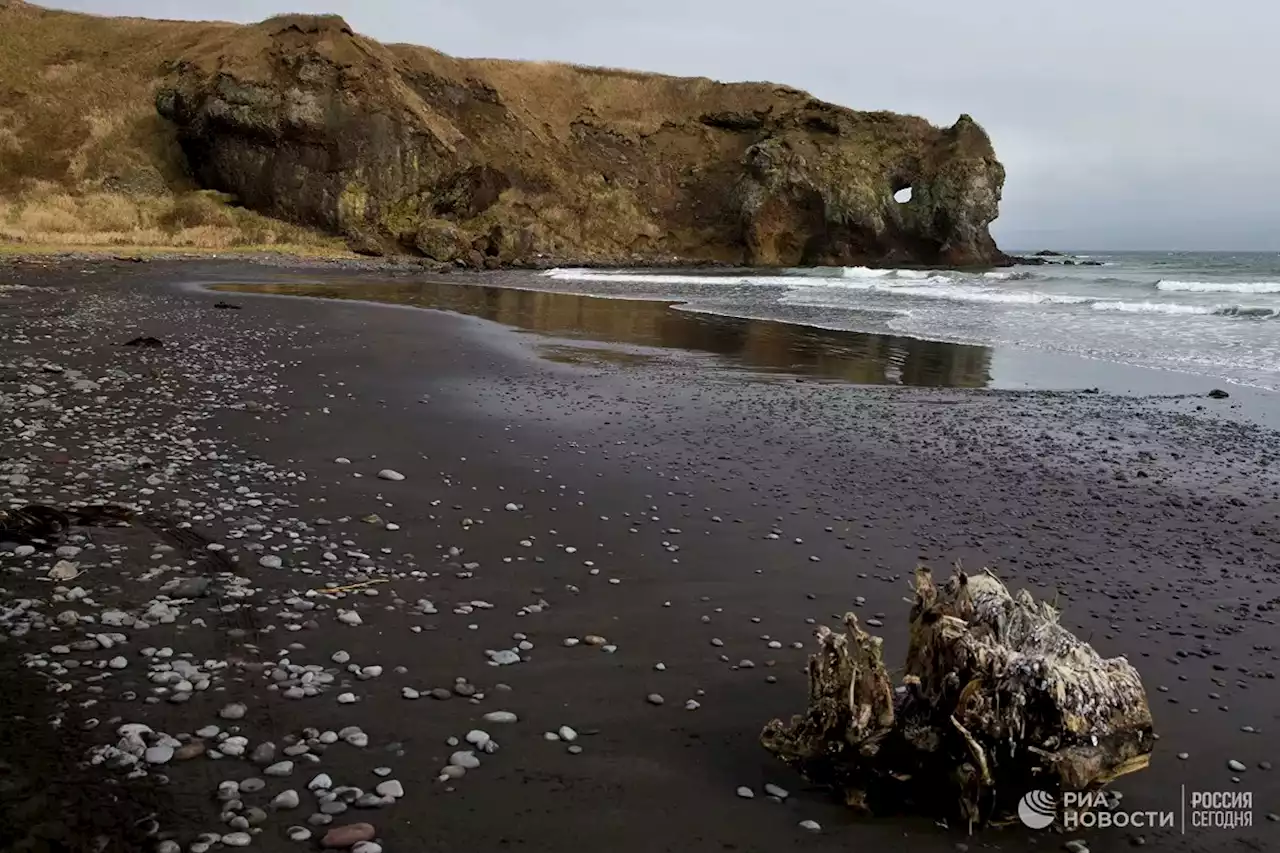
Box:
left=156, top=14, right=1008, bottom=267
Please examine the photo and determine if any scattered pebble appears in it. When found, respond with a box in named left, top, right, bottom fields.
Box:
left=482, top=711, right=518, bottom=724
left=321, top=823, right=377, bottom=848
left=273, top=790, right=301, bottom=810
left=375, top=780, right=404, bottom=799
left=219, top=703, right=247, bottom=720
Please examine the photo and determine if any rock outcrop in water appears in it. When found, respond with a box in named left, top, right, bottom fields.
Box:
left=152, top=13, right=1008, bottom=267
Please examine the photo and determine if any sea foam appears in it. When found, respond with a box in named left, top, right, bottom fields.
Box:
left=1156, top=280, right=1280, bottom=294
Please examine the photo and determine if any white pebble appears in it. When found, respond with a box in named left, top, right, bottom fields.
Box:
left=449, top=750, right=481, bottom=769
left=482, top=711, right=518, bottom=724
left=272, top=790, right=300, bottom=809
left=375, top=779, right=404, bottom=799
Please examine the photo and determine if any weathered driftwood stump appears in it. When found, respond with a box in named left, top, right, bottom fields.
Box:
left=761, top=568, right=1154, bottom=829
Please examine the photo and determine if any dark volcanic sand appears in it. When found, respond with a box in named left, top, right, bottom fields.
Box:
left=1, top=258, right=1277, bottom=853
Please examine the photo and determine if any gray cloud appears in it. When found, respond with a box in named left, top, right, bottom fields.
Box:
left=50, top=0, right=1280, bottom=250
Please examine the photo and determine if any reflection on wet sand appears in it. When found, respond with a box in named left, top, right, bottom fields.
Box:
left=213, top=279, right=992, bottom=388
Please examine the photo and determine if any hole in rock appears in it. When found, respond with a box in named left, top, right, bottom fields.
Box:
left=893, top=186, right=913, bottom=204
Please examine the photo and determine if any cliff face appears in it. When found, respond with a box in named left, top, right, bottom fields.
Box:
left=155, top=14, right=1006, bottom=267
left=0, top=1, right=1005, bottom=266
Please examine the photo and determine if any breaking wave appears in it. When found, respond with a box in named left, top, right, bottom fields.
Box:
left=545, top=269, right=1279, bottom=319
left=1092, top=301, right=1277, bottom=318
left=1156, top=280, right=1280, bottom=294
left=543, top=269, right=803, bottom=286
left=1092, top=301, right=1213, bottom=315
left=982, top=270, right=1036, bottom=281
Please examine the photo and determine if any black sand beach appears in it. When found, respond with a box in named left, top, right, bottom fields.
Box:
left=1, top=258, right=1277, bottom=853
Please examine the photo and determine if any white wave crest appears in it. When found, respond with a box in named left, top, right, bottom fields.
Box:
left=839, top=266, right=894, bottom=279
left=1092, top=301, right=1214, bottom=315
left=785, top=282, right=1089, bottom=306
left=840, top=266, right=935, bottom=280
left=542, top=269, right=803, bottom=286
left=1156, top=279, right=1280, bottom=294
left=983, top=270, right=1035, bottom=281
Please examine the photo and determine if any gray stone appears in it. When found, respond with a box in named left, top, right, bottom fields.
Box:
left=449, top=750, right=480, bottom=770
left=375, top=780, right=404, bottom=799
left=486, top=649, right=521, bottom=665
left=219, top=702, right=247, bottom=720
left=482, top=711, right=517, bottom=724
left=171, top=577, right=212, bottom=598
left=272, top=790, right=301, bottom=810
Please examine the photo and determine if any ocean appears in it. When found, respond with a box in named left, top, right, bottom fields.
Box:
left=537, top=252, right=1280, bottom=393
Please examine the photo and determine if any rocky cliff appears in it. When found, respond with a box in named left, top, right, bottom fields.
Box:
left=1, top=2, right=1007, bottom=266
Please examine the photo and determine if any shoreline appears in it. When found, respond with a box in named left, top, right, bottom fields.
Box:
left=1, top=259, right=1277, bottom=853
left=200, top=267, right=1276, bottom=429
left=10, top=249, right=1274, bottom=409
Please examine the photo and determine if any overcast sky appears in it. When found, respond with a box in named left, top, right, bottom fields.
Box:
left=50, top=0, right=1280, bottom=250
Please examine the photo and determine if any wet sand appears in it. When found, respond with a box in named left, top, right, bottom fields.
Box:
left=1, top=258, right=1277, bottom=853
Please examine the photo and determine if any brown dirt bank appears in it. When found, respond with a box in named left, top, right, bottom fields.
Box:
left=0, top=259, right=1276, bottom=853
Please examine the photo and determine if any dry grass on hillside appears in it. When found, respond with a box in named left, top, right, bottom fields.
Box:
left=0, top=2, right=343, bottom=254
left=0, top=188, right=345, bottom=251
